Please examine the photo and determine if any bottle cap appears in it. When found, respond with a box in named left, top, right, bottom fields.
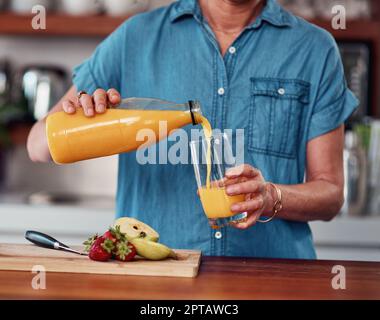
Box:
left=188, top=100, right=201, bottom=125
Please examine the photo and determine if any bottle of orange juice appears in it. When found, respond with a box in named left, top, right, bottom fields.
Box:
left=46, top=98, right=203, bottom=164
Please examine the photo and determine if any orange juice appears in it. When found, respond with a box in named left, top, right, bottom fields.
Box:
left=194, top=114, right=212, bottom=189
left=46, top=108, right=198, bottom=164
left=198, top=187, right=245, bottom=219
left=195, top=115, right=245, bottom=219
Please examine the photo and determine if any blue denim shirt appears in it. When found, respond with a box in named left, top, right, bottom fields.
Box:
left=73, top=0, right=358, bottom=259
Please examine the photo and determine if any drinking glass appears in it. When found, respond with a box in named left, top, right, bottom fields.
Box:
left=190, top=132, right=248, bottom=228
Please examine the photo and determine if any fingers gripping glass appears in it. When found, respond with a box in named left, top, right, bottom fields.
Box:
left=190, top=133, right=248, bottom=228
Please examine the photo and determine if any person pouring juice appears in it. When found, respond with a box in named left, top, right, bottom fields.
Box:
left=27, top=0, right=358, bottom=259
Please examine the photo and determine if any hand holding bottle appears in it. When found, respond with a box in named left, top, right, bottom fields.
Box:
left=62, top=88, right=121, bottom=117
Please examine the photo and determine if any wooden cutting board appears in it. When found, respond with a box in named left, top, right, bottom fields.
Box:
left=0, top=244, right=201, bottom=278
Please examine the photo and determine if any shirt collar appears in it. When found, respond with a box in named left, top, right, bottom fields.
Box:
left=169, top=0, right=293, bottom=28
left=169, top=0, right=199, bottom=22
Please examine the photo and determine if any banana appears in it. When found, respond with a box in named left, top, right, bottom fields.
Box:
left=114, top=217, right=159, bottom=242
left=130, top=238, right=177, bottom=261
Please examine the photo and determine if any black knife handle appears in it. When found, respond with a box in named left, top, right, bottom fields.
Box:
left=25, top=230, right=68, bottom=250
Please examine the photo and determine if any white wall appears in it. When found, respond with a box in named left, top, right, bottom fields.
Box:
left=1, top=0, right=174, bottom=197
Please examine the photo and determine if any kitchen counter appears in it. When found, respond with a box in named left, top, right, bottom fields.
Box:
left=2, top=203, right=380, bottom=261
left=1, top=257, right=380, bottom=299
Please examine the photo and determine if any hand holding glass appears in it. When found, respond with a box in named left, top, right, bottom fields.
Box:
left=190, top=133, right=248, bottom=228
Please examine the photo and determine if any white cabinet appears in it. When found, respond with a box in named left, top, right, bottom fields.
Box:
left=310, top=218, right=380, bottom=262
left=0, top=204, right=114, bottom=245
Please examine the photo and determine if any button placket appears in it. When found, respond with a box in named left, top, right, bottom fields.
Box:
left=228, top=46, right=236, bottom=54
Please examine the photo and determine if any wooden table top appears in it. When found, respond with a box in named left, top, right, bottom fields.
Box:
left=1, top=256, right=380, bottom=300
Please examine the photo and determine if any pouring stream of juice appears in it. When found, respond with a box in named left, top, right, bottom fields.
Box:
left=46, top=97, right=238, bottom=220
left=197, top=115, right=212, bottom=189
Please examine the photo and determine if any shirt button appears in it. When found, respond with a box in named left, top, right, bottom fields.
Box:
left=228, top=46, right=236, bottom=54
left=218, top=87, right=225, bottom=96
left=278, top=88, right=285, bottom=95
left=215, top=231, right=222, bottom=239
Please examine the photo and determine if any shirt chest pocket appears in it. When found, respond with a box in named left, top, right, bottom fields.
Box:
left=248, top=78, right=310, bottom=159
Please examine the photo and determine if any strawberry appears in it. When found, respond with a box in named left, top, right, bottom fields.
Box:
left=83, top=234, right=99, bottom=252
left=113, top=241, right=136, bottom=262
left=106, top=226, right=127, bottom=241
left=87, top=236, right=114, bottom=262
left=84, top=226, right=135, bottom=262
left=106, top=226, right=136, bottom=261
left=103, top=230, right=117, bottom=244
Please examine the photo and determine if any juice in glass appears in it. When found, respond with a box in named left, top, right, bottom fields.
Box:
left=198, top=187, right=245, bottom=219
left=190, top=133, right=248, bottom=228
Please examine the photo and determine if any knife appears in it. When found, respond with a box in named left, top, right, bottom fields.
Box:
left=25, top=230, right=87, bottom=256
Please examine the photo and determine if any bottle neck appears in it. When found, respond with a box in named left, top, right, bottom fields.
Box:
left=188, top=101, right=202, bottom=125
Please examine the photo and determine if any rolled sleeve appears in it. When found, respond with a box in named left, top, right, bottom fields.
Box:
left=72, top=60, right=99, bottom=95
left=308, top=44, right=359, bottom=141
left=72, top=22, right=127, bottom=95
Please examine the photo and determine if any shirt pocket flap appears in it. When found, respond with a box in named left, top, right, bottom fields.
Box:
left=251, top=78, right=310, bottom=104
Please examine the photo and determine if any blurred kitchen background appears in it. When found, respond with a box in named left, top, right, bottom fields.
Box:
left=0, top=0, right=379, bottom=261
